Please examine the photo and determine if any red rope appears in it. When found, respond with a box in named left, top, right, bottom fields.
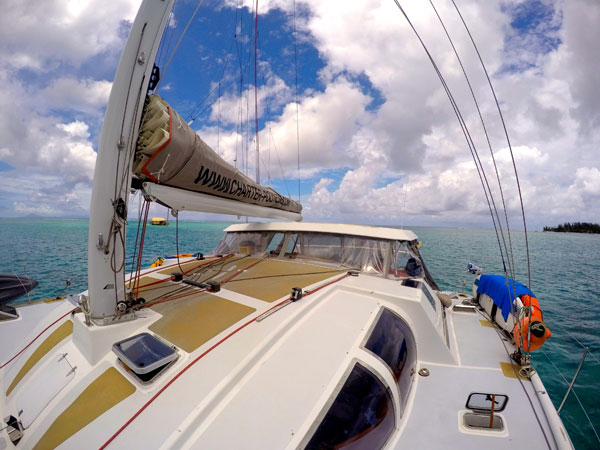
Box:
left=143, top=257, right=261, bottom=308
left=99, top=271, right=350, bottom=448
left=135, top=255, right=234, bottom=291
left=134, top=202, right=151, bottom=298
left=0, top=307, right=77, bottom=370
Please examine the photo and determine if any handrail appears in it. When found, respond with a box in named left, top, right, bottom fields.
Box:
left=539, top=348, right=600, bottom=446
left=557, top=347, right=588, bottom=414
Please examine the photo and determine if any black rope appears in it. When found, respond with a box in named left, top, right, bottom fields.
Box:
left=391, top=0, right=510, bottom=277
left=175, top=211, right=184, bottom=274
left=428, top=0, right=517, bottom=283
left=293, top=0, right=301, bottom=202
left=450, top=0, right=532, bottom=296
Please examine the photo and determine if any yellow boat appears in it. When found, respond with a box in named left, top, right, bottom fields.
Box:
left=151, top=217, right=168, bottom=226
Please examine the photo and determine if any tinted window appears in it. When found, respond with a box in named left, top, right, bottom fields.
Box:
left=421, top=286, right=437, bottom=311
left=364, top=308, right=416, bottom=411
left=266, top=232, right=285, bottom=254
left=306, top=363, right=395, bottom=450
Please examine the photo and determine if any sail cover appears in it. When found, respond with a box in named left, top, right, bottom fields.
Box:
left=134, top=95, right=302, bottom=214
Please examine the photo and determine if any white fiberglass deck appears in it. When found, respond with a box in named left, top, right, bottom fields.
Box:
left=0, top=252, right=570, bottom=449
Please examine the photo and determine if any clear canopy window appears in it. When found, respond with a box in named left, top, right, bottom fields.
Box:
left=214, top=231, right=421, bottom=276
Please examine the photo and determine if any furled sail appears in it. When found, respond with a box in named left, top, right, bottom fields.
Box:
left=134, top=95, right=302, bottom=214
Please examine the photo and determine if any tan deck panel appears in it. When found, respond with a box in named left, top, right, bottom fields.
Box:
left=479, top=319, right=494, bottom=328
left=224, top=259, right=343, bottom=302
left=7, top=321, right=73, bottom=396
left=500, top=362, right=531, bottom=381
left=149, top=293, right=256, bottom=353
left=187, top=256, right=259, bottom=282
left=127, top=257, right=259, bottom=303
left=155, top=256, right=227, bottom=276
left=33, top=367, right=135, bottom=450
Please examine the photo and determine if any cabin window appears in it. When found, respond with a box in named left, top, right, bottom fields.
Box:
left=364, top=308, right=416, bottom=412
left=265, top=232, right=285, bottom=255
left=421, top=285, right=437, bottom=311
left=340, top=237, right=387, bottom=273
left=401, top=280, right=437, bottom=312
left=390, top=241, right=420, bottom=278
left=214, top=232, right=275, bottom=255
left=284, top=233, right=299, bottom=256
left=295, top=233, right=343, bottom=262
left=305, top=362, right=395, bottom=450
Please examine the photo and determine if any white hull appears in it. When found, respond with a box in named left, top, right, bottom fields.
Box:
left=0, top=224, right=573, bottom=449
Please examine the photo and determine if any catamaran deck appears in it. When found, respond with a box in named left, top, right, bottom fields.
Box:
left=0, top=250, right=570, bottom=449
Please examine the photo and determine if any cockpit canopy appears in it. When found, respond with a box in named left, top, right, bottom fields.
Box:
left=214, top=223, right=437, bottom=288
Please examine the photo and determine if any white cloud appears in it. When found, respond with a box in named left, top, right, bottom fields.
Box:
left=40, top=78, right=112, bottom=115
left=0, top=0, right=598, bottom=229
left=0, top=0, right=141, bottom=217
left=0, top=0, right=141, bottom=70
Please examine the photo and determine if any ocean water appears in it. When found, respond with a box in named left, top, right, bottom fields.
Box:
left=0, top=219, right=598, bottom=449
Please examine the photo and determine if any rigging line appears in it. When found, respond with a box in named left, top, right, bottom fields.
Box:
left=146, top=256, right=244, bottom=304
left=128, top=194, right=145, bottom=287
left=133, top=201, right=151, bottom=298
left=547, top=322, right=600, bottom=367
left=293, top=0, right=301, bottom=202
left=253, top=0, right=260, bottom=184
left=226, top=269, right=342, bottom=283
left=175, top=211, right=184, bottom=275
left=147, top=256, right=256, bottom=306
left=269, top=128, right=292, bottom=198
left=217, top=82, right=221, bottom=154
left=540, top=349, right=600, bottom=444
left=0, top=307, right=78, bottom=370
left=245, top=0, right=256, bottom=178
left=186, top=34, right=238, bottom=122
left=391, top=0, right=510, bottom=276
left=257, top=30, right=271, bottom=185
left=246, top=72, right=251, bottom=176
left=115, top=22, right=147, bottom=202
left=450, top=0, right=532, bottom=295
left=156, top=0, right=208, bottom=92
left=155, top=1, right=178, bottom=69
left=429, top=0, right=517, bottom=283
left=100, top=271, right=350, bottom=450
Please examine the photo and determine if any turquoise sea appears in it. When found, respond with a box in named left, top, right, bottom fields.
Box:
left=1, top=219, right=598, bottom=449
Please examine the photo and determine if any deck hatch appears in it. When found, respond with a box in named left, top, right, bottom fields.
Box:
left=462, top=412, right=505, bottom=431
left=112, top=333, right=178, bottom=381
left=466, top=393, right=508, bottom=413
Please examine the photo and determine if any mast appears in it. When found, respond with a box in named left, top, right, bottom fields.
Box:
left=87, top=0, right=175, bottom=323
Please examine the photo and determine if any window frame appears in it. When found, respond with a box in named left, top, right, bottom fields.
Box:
left=301, top=359, right=396, bottom=450
left=361, top=307, right=417, bottom=415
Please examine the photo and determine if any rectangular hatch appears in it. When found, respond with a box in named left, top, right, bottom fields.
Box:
left=112, top=333, right=178, bottom=383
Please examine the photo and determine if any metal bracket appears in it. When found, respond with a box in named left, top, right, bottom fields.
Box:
left=96, top=233, right=104, bottom=250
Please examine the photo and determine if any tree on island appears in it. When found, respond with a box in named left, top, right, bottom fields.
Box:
left=543, top=222, right=600, bottom=233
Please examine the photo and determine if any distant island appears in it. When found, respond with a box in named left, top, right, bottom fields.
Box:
left=543, top=222, right=600, bottom=233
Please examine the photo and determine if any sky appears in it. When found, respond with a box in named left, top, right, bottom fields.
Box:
left=0, top=0, right=598, bottom=230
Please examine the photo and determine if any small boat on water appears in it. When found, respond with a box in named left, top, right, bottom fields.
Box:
left=151, top=217, right=168, bottom=226
left=0, top=1, right=578, bottom=449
